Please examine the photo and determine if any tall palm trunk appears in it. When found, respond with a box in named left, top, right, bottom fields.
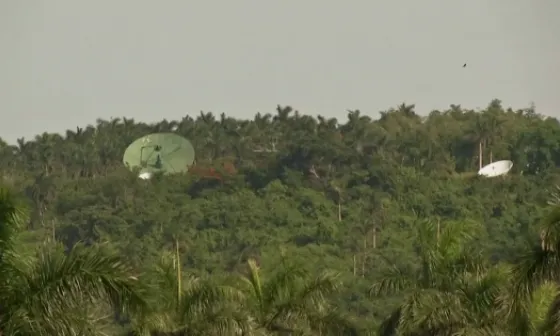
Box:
left=362, top=238, right=366, bottom=277
left=175, top=238, right=182, bottom=305
left=479, top=140, right=483, bottom=169
left=337, top=200, right=341, bottom=221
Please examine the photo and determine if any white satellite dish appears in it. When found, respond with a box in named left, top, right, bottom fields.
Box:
left=138, top=171, right=153, bottom=180
left=478, top=160, right=513, bottom=177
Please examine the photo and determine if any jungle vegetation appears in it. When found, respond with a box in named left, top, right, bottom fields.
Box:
left=2, top=99, right=560, bottom=335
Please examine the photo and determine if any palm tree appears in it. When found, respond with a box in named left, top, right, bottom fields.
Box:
left=0, top=185, right=147, bottom=335
left=369, top=219, right=488, bottom=335
left=448, top=253, right=560, bottom=336
left=434, top=263, right=512, bottom=335
left=371, top=212, right=560, bottom=336
left=467, top=114, right=491, bottom=170
left=128, top=252, right=251, bottom=336
left=502, top=278, right=560, bottom=336
left=525, top=281, right=560, bottom=335
left=240, top=257, right=358, bottom=335
left=466, top=110, right=505, bottom=170
left=511, top=205, right=560, bottom=335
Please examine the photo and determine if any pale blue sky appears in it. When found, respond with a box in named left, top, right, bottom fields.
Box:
left=1, top=1, right=559, bottom=143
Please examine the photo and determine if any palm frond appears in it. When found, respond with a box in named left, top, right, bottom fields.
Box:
left=369, top=264, right=415, bottom=297
left=1, top=242, right=147, bottom=335
left=178, top=282, right=245, bottom=322
left=294, top=270, right=341, bottom=307
left=0, top=186, right=27, bottom=254
left=240, top=259, right=266, bottom=310
left=528, top=281, right=560, bottom=335
left=261, top=261, right=307, bottom=310
left=541, top=206, right=560, bottom=248
left=263, top=271, right=341, bottom=331
left=378, top=308, right=401, bottom=336
left=133, top=253, right=248, bottom=335
left=182, top=304, right=252, bottom=336
left=547, top=185, right=560, bottom=206
left=541, top=300, right=560, bottom=336
left=437, top=220, right=478, bottom=256
left=399, top=290, right=463, bottom=335
left=513, top=243, right=560, bottom=302
left=455, top=267, right=509, bottom=330
left=307, top=309, right=361, bottom=336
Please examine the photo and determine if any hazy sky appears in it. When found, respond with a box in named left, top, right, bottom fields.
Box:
left=1, top=1, right=559, bottom=143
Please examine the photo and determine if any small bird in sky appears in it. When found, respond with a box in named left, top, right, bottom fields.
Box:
left=463, top=63, right=467, bottom=68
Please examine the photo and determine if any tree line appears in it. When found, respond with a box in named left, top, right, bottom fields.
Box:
left=1, top=99, right=560, bottom=334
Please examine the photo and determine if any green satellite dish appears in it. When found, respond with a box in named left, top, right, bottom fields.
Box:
left=123, top=132, right=195, bottom=179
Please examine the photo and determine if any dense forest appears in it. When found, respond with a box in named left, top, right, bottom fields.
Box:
left=2, top=99, right=560, bottom=335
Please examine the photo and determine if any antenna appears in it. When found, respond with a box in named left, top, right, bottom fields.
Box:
left=123, top=132, right=195, bottom=179
left=477, top=160, right=513, bottom=178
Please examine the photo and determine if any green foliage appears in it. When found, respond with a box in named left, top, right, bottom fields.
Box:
left=0, top=186, right=147, bottom=335
left=2, top=100, right=560, bottom=334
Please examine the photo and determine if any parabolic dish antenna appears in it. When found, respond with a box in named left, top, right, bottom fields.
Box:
left=138, top=172, right=153, bottom=180
left=477, top=160, right=513, bottom=178
left=123, top=133, right=195, bottom=179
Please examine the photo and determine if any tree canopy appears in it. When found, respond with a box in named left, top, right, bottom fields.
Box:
left=2, top=99, right=560, bottom=334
